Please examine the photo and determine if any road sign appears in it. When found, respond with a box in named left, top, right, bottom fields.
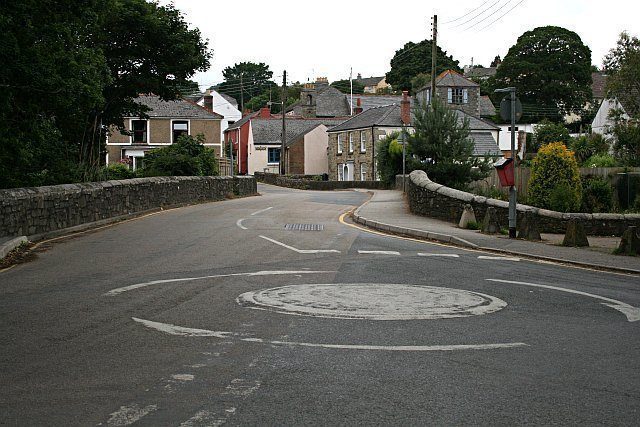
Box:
left=500, top=96, right=523, bottom=122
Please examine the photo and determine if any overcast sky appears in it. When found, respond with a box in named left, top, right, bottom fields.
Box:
left=160, top=0, right=639, bottom=90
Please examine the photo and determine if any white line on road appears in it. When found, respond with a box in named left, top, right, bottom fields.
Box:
left=479, top=256, right=521, bottom=261
left=418, top=253, right=460, bottom=258
left=104, top=270, right=335, bottom=296
left=251, top=207, right=273, bottom=216
left=259, top=235, right=341, bottom=254
left=486, top=279, right=640, bottom=322
left=107, top=404, right=158, bottom=426
left=358, top=250, right=401, bottom=255
left=133, top=317, right=528, bottom=352
left=236, top=218, right=247, bottom=230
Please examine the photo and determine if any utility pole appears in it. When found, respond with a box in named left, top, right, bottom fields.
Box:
left=240, top=73, right=244, bottom=113
left=430, top=14, right=438, bottom=104
left=281, top=70, right=287, bottom=175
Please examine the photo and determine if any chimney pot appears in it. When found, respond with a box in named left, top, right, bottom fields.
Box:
left=401, top=91, right=410, bottom=125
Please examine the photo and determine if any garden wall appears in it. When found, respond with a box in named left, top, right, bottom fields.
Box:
left=255, top=172, right=391, bottom=190
left=0, top=176, right=257, bottom=239
left=407, top=170, right=640, bottom=236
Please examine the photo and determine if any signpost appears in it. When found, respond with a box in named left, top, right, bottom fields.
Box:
left=495, top=88, right=522, bottom=238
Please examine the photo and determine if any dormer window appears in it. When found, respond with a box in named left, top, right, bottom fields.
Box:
left=448, top=88, right=468, bottom=105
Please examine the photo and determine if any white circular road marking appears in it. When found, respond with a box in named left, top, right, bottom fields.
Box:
left=237, top=283, right=507, bottom=320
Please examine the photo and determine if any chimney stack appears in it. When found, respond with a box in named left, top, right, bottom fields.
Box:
left=203, top=94, right=213, bottom=111
left=259, top=107, right=271, bottom=118
left=401, top=91, right=410, bottom=125
left=354, top=97, right=363, bottom=115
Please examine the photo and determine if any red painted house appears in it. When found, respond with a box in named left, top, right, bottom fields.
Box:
left=223, top=109, right=268, bottom=174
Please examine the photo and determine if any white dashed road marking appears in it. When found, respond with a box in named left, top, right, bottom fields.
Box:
left=251, top=207, right=273, bottom=216
left=259, top=235, right=341, bottom=254
left=107, top=404, right=157, bottom=426
left=478, top=256, right=521, bottom=261
left=358, top=250, right=401, bottom=255
left=487, top=279, right=640, bottom=322
left=236, top=219, right=247, bottom=230
left=418, top=253, right=460, bottom=258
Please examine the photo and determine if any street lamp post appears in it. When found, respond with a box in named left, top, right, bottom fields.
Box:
left=495, top=87, right=519, bottom=238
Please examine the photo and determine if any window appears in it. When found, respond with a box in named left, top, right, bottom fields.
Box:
left=360, top=131, right=366, bottom=152
left=337, top=134, right=343, bottom=154
left=268, top=147, right=280, bottom=164
left=448, top=88, right=468, bottom=105
left=172, top=120, right=189, bottom=143
left=349, top=132, right=354, bottom=153
left=337, top=163, right=344, bottom=181
left=131, top=120, right=147, bottom=144
left=360, top=163, right=367, bottom=181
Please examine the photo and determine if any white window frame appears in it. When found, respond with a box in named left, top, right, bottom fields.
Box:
left=348, top=132, right=354, bottom=153
left=129, top=119, right=150, bottom=144
left=337, top=163, right=344, bottom=181
left=360, top=163, right=367, bottom=181
left=337, top=133, right=343, bottom=154
left=448, top=88, right=467, bottom=105
left=170, top=119, right=190, bottom=144
left=360, top=131, right=366, bottom=152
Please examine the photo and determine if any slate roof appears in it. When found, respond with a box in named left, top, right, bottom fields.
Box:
left=251, top=118, right=346, bottom=146
left=452, top=109, right=500, bottom=131
left=328, top=105, right=406, bottom=132
left=348, top=95, right=414, bottom=111
left=591, top=72, right=608, bottom=100
left=356, top=76, right=385, bottom=87
left=128, top=95, right=222, bottom=119
left=469, top=132, right=501, bottom=157
left=479, top=96, right=497, bottom=117
left=226, top=111, right=259, bottom=131
left=436, top=70, right=479, bottom=88
left=464, top=67, right=497, bottom=79
left=220, top=92, right=239, bottom=108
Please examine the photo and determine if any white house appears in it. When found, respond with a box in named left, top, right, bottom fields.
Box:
left=197, top=90, right=242, bottom=143
left=592, top=98, right=631, bottom=136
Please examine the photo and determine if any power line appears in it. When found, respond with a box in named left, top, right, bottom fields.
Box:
left=476, top=0, right=526, bottom=31
left=463, top=0, right=513, bottom=32
left=441, top=1, right=489, bottom=24
left=447, top=0, right=502, bottom=29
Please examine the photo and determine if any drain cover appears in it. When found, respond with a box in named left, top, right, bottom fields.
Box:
left=284, top=223, right=324, bottom=231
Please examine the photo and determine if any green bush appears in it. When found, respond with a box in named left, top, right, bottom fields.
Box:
left=103, top=163, right=135, bottom=180
left=141, top=134, right=219, bottom=177
left=529, top=142, right=582, bottom=211
left=569, top=133, right=610, bottom=165
left=376, top=133, right=412, bottom=185
left=532, top=120, right=571, bottom=152
left=580, top=177, right=613, bottom=213
left=582, top=153, right=618, bottom=168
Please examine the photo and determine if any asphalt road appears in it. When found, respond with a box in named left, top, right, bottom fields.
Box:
left=1, top=183, right=639, bottom=426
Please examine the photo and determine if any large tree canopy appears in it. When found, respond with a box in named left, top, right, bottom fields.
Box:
left=604, top=32, right=640, bottom=118
left=386, top=40, right=461, bottom=91
left=494, top=26, right=592, bottom=121
left=217, top=62, right=275, bottom=110
left=330, top=79, right=364, bottom=95
left=0, top=0, right=211, bottom=188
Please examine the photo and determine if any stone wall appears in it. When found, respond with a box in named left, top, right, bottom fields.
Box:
left=407, top=170, right=640, bottom=236
left=0, top=176, right=257, bottom=239
left=255, top=172, right=390, bottom=191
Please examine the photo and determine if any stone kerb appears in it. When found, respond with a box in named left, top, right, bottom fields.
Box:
left=407, top=170, right=640, bottom=236
left=0, top=176, right=257, bottom=239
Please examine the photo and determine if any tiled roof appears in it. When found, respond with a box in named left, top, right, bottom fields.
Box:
left=128, top=95, right=222, bottom=119
left=251, top=118, right=346, bottom=146
left=356, top=76, right=385, bottom=87
left=479, top=96, right=497, bottom=117
left=591, top=72, right=608, bottom=100
left=464, top=67, right=497, bottom=79
left=348, top=95, right=414, bottom=111
left=436, top=70, right=479, bottom=88
left=469, top=132, right=501, bottom=157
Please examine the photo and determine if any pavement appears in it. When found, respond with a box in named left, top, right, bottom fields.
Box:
left=0, top=235, right=27, bottom=260
left=352, top=189, right=640, bottom=275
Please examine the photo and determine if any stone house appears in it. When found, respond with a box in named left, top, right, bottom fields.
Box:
left=355, top=74, right=392, bottom=94
left=415, top=70, right=481, bottom=117
left=106, top=95, right=223, bottom=170
left=287, top=78, right=352, bottom=118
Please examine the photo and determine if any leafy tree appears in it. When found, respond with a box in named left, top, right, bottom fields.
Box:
left=490, top=56, right=502, bottom=68
left=410, top=73, right=431, bottom=94
left=175, top=80, right=202, bottom=98
left=330, top=79, right=364, bottom=94
left=604, top=32, right=640, bottom=118
left=495, top=26, right=592, bottom=121
left=529, top=142, right=582, bottom=212
left=376, top=133, right=414, bottom=185
left=217, top=62, right=275, bottom=109
left=611, top=120, right=640, bottom=166
left=245, top=83, right=302, bottom=113
left=386, top=40, right=461, bottom=91
left=532, top=120, right=571, bottom=152
left=0, top=0, right=211, bottom=188
left=569, top=133, right=609, bottom=165
left=580, top=177, right=613, bottom=213
left=408, top=99, right=491, bottom=189
left=141, top=134, right=219, bottom=177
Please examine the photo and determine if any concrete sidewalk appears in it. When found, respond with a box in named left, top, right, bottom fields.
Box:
left=353, top=190, right=640, bottom=275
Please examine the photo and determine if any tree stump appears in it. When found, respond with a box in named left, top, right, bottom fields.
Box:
left=562, top=219, right=589, bottom=247
left=518, top=211, right=541, bottom=241
left=617, top=226, right=640, bottom=256
left=459, top=204, right=477, bottom=229
left=482, top=207, right=500, bottom=234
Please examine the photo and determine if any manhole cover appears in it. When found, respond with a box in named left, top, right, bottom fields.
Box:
left=237, top=284, right=506, bottom=320
left=284, top=224, right=324, bottom=231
